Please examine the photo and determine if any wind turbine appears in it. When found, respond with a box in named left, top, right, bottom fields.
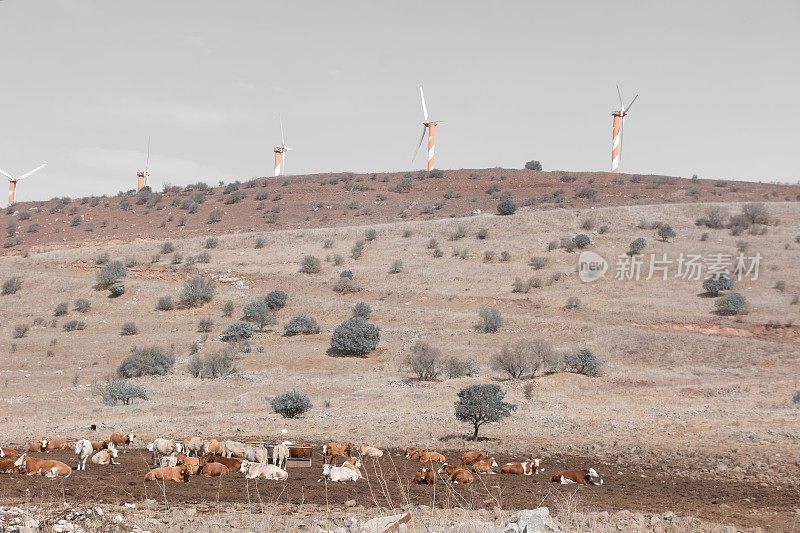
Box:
left=413, top=86, right=440, bottom=171
left=273, top=118, right=291, bottom=177
left=611, top=85, right=638, bottom=173
left=0, top=163, right=47, bottom=206
left=136, top=136, right=151, bottom=191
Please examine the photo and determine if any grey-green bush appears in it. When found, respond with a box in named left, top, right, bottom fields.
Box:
left=63, top=320, right=86, bottom=332
left=117, top=346, right=175, bottom=378
left=406, top=340, right=442, bottom=381
left=300, top=255, right=322, bottom=274
left=444, top=356, right=480, bottom=379
left=264, top=290, right=288, bottom=311
left=2, top=276, right=22, bottom=295
left=388, top=259, right=403, bottom=274
left=94, top=377, right=150, bottom=406
left=197, top=317, right=214, bottom=333
left=572, top=234, right=591, bottom=249
left=96, top=261, right=127, bottom=288
left=156, top=296, right=174, bottom=311
left=271, top=390, right=312, bottom=419
left=715, top=293, right=749, bottom=315
left=563, top=347, right=603, bottom=376
left=242, top=299, right=276, bottom=330
left=476, top=307, right=503, bottom=333
left=222, top=300, right=235, bottom=317
left=120, top=322, right=138, bottom=336
left=627, top=237, right=647, bottom=256
left=219, top=321, right=254, bottom=342
left=524, top=160, right=542, bottom=171
left=492, top=339, right=554, bottom=379
left=352, top=301, right=372, bottom=319
left=187, top=348, right=238, bottom=379
left=179, top=277, right=214, bottom=308
left=74, top=298, right=91, bottom=313
left=54, top=302, right=69, bottom=317
left=454, top=384, right=516, bottom=440
left=703, top=274, right=733, bottom=296
left=496, top=198, right=517, bottom=216
left=108, top=284, right=125, bottom=298
left=329, top=317, right=380, bottom=356
left=12, top=324, right=28, bottom=339
left=283, top=314, right=321, bottom=336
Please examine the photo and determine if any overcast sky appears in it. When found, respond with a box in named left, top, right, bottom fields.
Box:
left=0, top=1, right=798, bottom=202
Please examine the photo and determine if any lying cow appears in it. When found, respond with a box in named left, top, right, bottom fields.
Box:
left=1, top=447, right=19, bottom=458
left=239, top=460, right=288, bottom=481
left=437, top=463, right=474, bottom=484
left=551, top=468, right=603, bottom=485
left=144, top=466, right=190, bottom=483
left=91, top=441, right=108, bottom=451
left=25, top=440, right=46, bottom=453
left=413, top=468, right=437, bottom=485
left=15, top=454, right=72, bottom=478
left=205, top=454, right=243, bottom=472
left=199, top=462, right=229, bottom=477
left=176, top=452, right=200, bottom=474
left=319, top=463, right=359, bottom=483
left=91, top=446, right=120, bottom=466
left=360, top=444, right=383, bottom=458
left=44, top=438, right=70, bottom=451
left=0, top=458, right=18, bottom=473
left=500, top=459, right=540, bottom=476
left=461, top=450, right=490, bottom=466
left=471, top=457, right=498, bottom=475
left=341, top=456, right=363, bottom=480
left=409, top=449, right=446, bottom=463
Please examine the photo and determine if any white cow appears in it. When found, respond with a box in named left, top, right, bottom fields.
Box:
left=223, top=440, right=247, bottom=459
left=360, top=444, right=383, bottom=458
left=239, top=460, right=288, bottom=480
left=319, top=463, right=360, bottom=483
left=244, top=446, right=269, bottom=463
left=91, top=445, right=120, bottom=466
left=183, top=436, right=205, bottom=457
left=159, top=452, right=179, bottom=468
left=272, top=441, right=292, bottom=469
left=147, top=438, right=181, bottom=465
left=73, top=439, right=93, bottom=471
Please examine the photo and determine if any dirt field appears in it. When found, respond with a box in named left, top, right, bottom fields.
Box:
left=3, top=447, right=797, bottom=531
left=1, top=172, right=799, bottom=531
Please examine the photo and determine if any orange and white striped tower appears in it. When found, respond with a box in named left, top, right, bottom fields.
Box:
left=610, top=85, right=638, bottom=174
left=0, top=163, right=47, bottom=206
left=273, top=118, right=291, bottom=177
left=137, top=137, right=151, bottom=190
left=414, top=86, right=440, bottom=171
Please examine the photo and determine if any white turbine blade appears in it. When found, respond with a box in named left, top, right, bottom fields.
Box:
left=616, top=84, right=624, bottom=112
left=280, top=117, right=285, bottom=147
left=0, top=168, right=13, bottom=180
left=282, top=150, right=287, bottom=173
left=419, top=86, right=429, bottom=121
left=412, top=125, right=427, bottom=162
left=16, top=163, right=47, bottom=181
left=145, top=136, right=151, bottom=171
left=625, top=94, right=639, bottom=113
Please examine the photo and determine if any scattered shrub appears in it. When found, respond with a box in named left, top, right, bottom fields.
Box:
left=499, top=251, right=510, bottom=262
left=627, top=237, right=647, bottom=256
left=222, top=300, right=235, bottom=317
left=444, top=356, right=480, bottom=379
left=271, top=390, right=312, bottom=419
left=254, top=236, right=267, bottom=249
left=740, top=202, right=771, bottom=225
left=12, top=324, right=28, bottom=338
left=108, top=285, right=125, bottom=298
left=207, top=210, right=222, bottom=224
left=96, top=251, right=110, bottom=265
left=407, top=341, right=442, bottom=381
left=476, top=307, right=503, bottom=333
left=95, top=261, right=127, bottom=289
left=334, top=276, right=362, bottom=294
left=364, top=228, right=378, bottom=241
left=388, top=259, right=403, bottom=274
left=449, top=225, right=467, bottom=241
left=284, top=314, right=321, bottom=336
left=187, top=348, right=238, bottom=379
left=524, top=160, right=542, bottom=171
left=572, top=234, right=591, bottom=249
left=580, top=217, right=596, bottom=230
left=329, top=317, right=380, bottom=356
left=563, top=347, right=603, bottom=376
left=455, top=384, right=516, bottom=440
left=156, top=296, right=174, bottom=311
left=63, top=320, right=86, bottom=332
left=264, top=290, right=288, bottom=311
left=179, top=276, right=214, bottom=308
left=427, top=238, right=439, bottom=250
left=120, top=322, right=138, bottom=336
left=774, top=280, right=786, bottom=293
left=715, top=293, right=749, bottom=315
left=74, top=298, right=91, bottom=313
left=352, top=301, right=372, bottom=319
left=219, top=321, right=254, bottom=342
left=161, top=242, right=175, bottom=254
left=243, top=299, right=277, bottom=330
left=496, top=198, right=517, bottom=216
left=54, top=302, right=69, bottom=317
left=574, top=187, right=597, bottom=200
left=94, top=377, right=149, bottom=406
left=117, top=346, right=175, bottom=378
left=564, top=297, right=581, bottom=310
left=351, top=239, right=366, bottom=259
left=657, top=224, right=677, bottom=242
left=703, top=274, right=733, bottom=296
left=204, top=237, right=219, bottom=249
left=696, top=206, right=729, bottom=229
left=492, top=339, right=554, bottom=379
left=793, top=391, right=800, bottom=405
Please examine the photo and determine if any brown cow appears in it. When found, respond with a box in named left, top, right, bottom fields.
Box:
left=176, top=453, right=200, bottom=475
left=110, top=433, right=136, bottom=452
left=0, top=458, right=17, bottom=473
left=91, top=441, right=108, bottom=451
left=322, top=441, right=353, bottom=465
left=205, top=454, right=242, bottom=472
left=25, top=441, right=45, bottom=453
left=404, top=447, right=423, bottom=459
left=438, top=463, right=474, bottom=484
left=44, top=438, right=70, bottom=451
left=0, top=447, right=19, bottom=458
left=412, top=468, right=437, bottom=485
left=199, top=462, right=230, bottom=477
left=416, top=450, right=446, bottom=464
left=461, top=450, right=489, bottom=466
left=551, top=468, right=603, bottom=485
left=14, top=454, right=72, bottom=477
left=203, top=439, right=225, bottom=456
left=501, top=459, right=539, bottom=475
left=144, top=466, right=190, bottom=483
left=471, top=457, right=498, bottom=474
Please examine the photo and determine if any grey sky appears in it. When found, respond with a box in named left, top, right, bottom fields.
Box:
left=1, top=0, right=798, bottom=202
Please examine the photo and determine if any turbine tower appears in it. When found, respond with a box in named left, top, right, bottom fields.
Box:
left=273, top=118, right=291, bottom=177
left=413, top=86, right=440, bottom=171
left=611, top=85, right=638, bottom=173
left=0, top=163, right=47, bottom=206
left=137, top=137, right=151, bottom=191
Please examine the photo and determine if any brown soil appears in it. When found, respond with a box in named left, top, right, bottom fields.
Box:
left=3, top=448, right=797, bottom=531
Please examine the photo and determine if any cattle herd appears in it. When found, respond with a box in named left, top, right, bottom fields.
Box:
left=0, top=434, right=605, bottom=488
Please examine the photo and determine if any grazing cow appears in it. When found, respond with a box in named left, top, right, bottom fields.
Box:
left=73, top=439, right=93, bottom=471
left=205, top=454, right=243, bottom=472
left=412, top=468, right=437, bottom=485
left=25, top=440, right=46, bottom=453
left=91, top=446, right=120, bottom=466
left=272, top=441, right=291, bottom=469
left=199, top=462, right=229, bottom=477
left=147, top=438, right=180, bottom=465
left=203, top=439, right=225, bottom=456
left=110, top=433, right=136, bottom=452
left=183, top=436, right=204, bottom=457
left=176, top=453, right=200, bottom=475
left=471, top=457, right=498, bottom=475
left=91, top=441, right=108, bottom=451
left=144, top=466, right=190, bottom=483
left=461, top=450, right=490, bottom=466
left=322, top=441, right=353, bottom=465
left=223, top=440, right=247, bottom=459
left=44, top=438, right=70, bottom=451
left=14, top=454, right=72, bottom=478
left=360, top=444, right=383, bottom=458
left=437, top=463, right=474, bottom=484
left=500, top=459, right=540, bottom=476
left=319, top=463, right=359, bottom=483
left=551, top=468, right=603, bottom=485
left=415, top=450, right=446, bottom=464
left=1, top=447, right=19, bottom=458
left=239, top=460, right=288, bottom=481
left=244, top=446, right=269, bottom=464
left=159, top=452, right=179, bottom=468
